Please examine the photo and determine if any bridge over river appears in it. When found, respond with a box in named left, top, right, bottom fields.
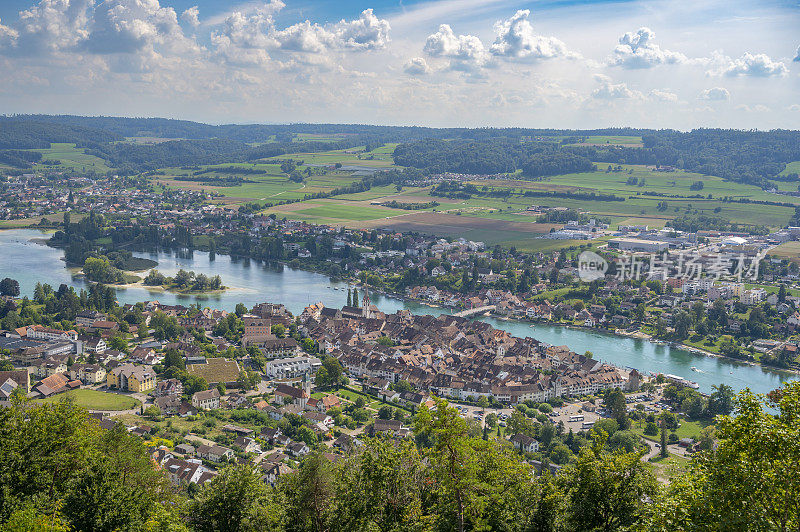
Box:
left=453, top=305, right=496, bottom=318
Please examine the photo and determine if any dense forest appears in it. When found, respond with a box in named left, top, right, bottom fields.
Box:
left=1, top=384, right=798, bottom=531
left=568, top=130, right=800, bottom=186
left=392, top=138, right=597, bottom=177
left=2, top=115, right=649, bottom=143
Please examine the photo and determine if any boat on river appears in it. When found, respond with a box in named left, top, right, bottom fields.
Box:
left=663, top=373, right=700, bottom=389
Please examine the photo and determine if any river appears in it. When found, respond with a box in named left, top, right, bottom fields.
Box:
left=0, top=228, right=794, bottom=396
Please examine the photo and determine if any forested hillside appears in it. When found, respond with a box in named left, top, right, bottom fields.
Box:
left=1, top=384, right=798, bottom=532
left=393, top=130, right=800, bottom=186
left=392, top=138, right=596, bottom=177
left=2, top=115, right=799, bottom=186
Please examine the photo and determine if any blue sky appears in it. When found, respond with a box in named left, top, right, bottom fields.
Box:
left=0, top=0, right=798, bottom=129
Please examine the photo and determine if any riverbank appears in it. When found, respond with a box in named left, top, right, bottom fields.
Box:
left=1, top=228, right=794, bottom=395
left=357, top=283, right=800, bottom=378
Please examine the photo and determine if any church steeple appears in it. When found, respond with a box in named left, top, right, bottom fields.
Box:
left=362, top=286, right=371, bottom=318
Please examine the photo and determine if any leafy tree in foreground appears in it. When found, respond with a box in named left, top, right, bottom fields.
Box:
left=190, top=463, right=285, bottom=532
left=0, top=400, right=176, bottom=531
left=645, top=382, right=800, bottom=531
left=560, top=432, right=658, bottom=532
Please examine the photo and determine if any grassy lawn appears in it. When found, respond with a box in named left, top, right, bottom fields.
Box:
left=37, top=389, right=140, bottom=411
left=646, top=453, right=690, bottom=482
left=631, top=417, right=714, bottom=442
left=0, top=212, right=86, bottom=228
left=155, top=164, right=362, bottom=203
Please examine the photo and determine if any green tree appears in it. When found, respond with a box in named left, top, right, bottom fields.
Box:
left=328, top=438, right=424, bottom=531
left=603, top=388, right=630, bottom=430
left=708, top=383, right=735, bottom=416
left=271, top=324, right=285, bottom=338
left=283, top=453, right=334, bottom=532
left=645, top=382, right=800, bottom=531
left=0, top=401, right=175, bottom=530
left=0, top=278, right=20, bottom=297
left=315, top=358, right=344, bottom=390
left=163, top=348, right=185, bottom=371
left=191, top=463, right=285, bottom=532
left=560, top=433, right=657, bottom=532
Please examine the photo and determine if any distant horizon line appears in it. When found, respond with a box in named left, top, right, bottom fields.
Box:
left=3, top=113, right=799, bottom=133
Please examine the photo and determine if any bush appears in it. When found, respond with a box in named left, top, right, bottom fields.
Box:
left=668, top=432, right=679, bottom=444
left=644, top=422, right=658, bottom=436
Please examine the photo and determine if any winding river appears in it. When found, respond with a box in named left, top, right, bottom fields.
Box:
left=0, top=228, right=794, bottom=396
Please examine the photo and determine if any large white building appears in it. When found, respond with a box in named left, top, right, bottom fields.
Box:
left=608, top=238, right=669, bottom=253
left=264, top=356, right=322, bottom=379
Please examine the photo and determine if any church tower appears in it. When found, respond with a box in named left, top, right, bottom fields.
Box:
left=362, top=286, right=371, bottom=318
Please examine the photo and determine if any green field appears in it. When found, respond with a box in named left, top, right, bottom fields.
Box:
left=149, top=146, right=800, bottom=252
left=31, top=143, right=113, bottom=173
left=37, top=389, right=140, bottom=411
left=296, top=204, right=393, bottom=221
left=563, top=135, right=643, bottom=146
left=769, top=241, right=800, bottom=262
left=265, top=147, right=396, bottom=168
left=154, top=163, right=363, bottom=202
left=647, top=453, right=690, bottom=482
left=779, top=161, right=800, bottom=176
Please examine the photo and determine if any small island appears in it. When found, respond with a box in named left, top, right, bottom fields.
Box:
left=143, top=268, right=226, bottom=293
left=82, top=256, right=141, bottom=284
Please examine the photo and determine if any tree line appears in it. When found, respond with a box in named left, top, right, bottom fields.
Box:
left=1, top=383, right=798, bottom=531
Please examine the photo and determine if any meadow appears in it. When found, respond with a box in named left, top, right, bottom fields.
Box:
left=150, top=147, right=800, bottom=250
left=563, top=135, right=644, bottom=147
left=262, top=146, right=397, bottom=168
left=37, top=389, right=141, bottom=411
left=779, top=161, right=800, bottom=176
left=30, top=143, right=113, bottom=173
left=153, top=163, right=364, bottom=203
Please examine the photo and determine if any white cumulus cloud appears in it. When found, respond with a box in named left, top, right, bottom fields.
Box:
left=489, top=10, right=574, bottom=61
left=0, top=0, right=93, bottom=56
left=649, top=89, right=678, bottom=102
left=699, top=87, right=730, bottom=101
left=610, top=27, right=687, bottom=68
left=715, top=52, right=787, bottom=77
left=332, top=8, right=390, bottom=50
left=794, top=45, right=799, bottom=62
left=181, top=6, right=200, bottom=28
left=210, top=7, right=275, bottom=66
left=423, top=23, right=490, bottom=71
left=84, top=0, right=193, bottom=55
left=404, top=56, right=430, bottom=75
left=592, top=75, right=642, bottom=100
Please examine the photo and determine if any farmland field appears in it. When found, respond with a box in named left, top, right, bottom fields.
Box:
left=153, top=163, right=362, bottom=202
left=769, top=241, right=800, bottom=262
left=263, top=146, right=397, bottom=168
left=780, top=161, right=800, bottom=175
left=563, top=135, right=643, bottom=147
left=297, top=203, right=395, bottom=221
left=151, top=149, right=800, bottom=250
left=31, top=143, right=113, bottom=173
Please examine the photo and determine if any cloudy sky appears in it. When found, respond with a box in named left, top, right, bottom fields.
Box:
left=0, top=0, right=798, bottom=129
